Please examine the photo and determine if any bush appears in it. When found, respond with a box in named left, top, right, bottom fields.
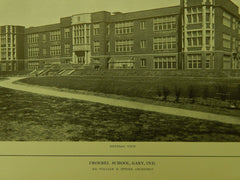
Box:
left=202, top=86, right=209, bottom=99
left=188, top=85, right=196, bottom=103
left=162, top=86, right=170, bottom=101
left=215, top=84, right=229, bottom=101
left=156, top=86, right=162, bottom=98
left=174, top=86, right=181, bottom=103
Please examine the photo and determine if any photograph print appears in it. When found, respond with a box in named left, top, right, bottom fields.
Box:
left=0, top=0, right=240, bottom=142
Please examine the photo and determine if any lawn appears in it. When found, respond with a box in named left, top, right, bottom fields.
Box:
left=19, top=76, right=240, bottom=117
left=0, top=86, right=240, bottom=141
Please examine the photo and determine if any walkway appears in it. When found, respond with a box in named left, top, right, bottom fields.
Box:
left=0, top=77, right=240, bottom=125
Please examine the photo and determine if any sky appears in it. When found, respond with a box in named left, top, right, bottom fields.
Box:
left=0, top=0, right=240, bottom=27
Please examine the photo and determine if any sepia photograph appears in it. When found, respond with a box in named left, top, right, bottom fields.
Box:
left=0, top=0, right=240, bottom=179
left=0, top=0, right=240, bottom=142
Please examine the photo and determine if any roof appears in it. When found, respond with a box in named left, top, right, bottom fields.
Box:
left=110, top=6, right=181, bottom=22
left=25, top=23, right=60, bottom=34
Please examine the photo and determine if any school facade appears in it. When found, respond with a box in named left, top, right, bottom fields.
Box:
left=0, top=0, right=240, bottom=71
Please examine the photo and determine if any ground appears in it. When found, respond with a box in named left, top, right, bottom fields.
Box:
left=0, top=78, right=240, bottom=141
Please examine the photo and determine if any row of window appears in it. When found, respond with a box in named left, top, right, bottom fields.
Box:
left=115, top=40, right=134, bottom=52
left=186, top=6, right=211, bottom=24
left=27, top=44, right=71, bottom=57
left=187, top=54, right=211, bottom=69
left=154, top=56, right=177, bottom=69
left=153, top=36, right=177, bottom=50
left=153, top=16, right=176, bottom=31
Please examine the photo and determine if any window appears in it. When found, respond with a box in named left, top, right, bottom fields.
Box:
left=27, top=34, right=39, bottom=44
left=223, top=11, right=231, bottom=28
left=140, top=40, right=146, bottom=48
left=233, top=37, right=236, bottom=50
left=50, top=45, right=61, bottom=56
left=223, top=55, right=231, bottom=69
left=233, top=18, right=236, bottom=30
left=50, top=30, right=61, bottom=41
left=187, top=54, right=202, bottom=69
left=140, top=21, right=145, bottom=30
left=154, top=56, right=177, bottom=69
left=43, top=49, right=47, bottom=56
left=115, top=40, right=134, bottom=52
left=206, top=54, right=211, bottom=69
left=73, top=24, right=90, bottom=45
left=115, top=21, right=134, bottom=34
left=153, top=36, right=176, bottom=51
left=28, top=47, right=39, bottom=57
left=78, top=56, right=85, bottom=64
left=64, top=44, right=70, bottom=55
left=93, top=41, right=100, bottom=52
left=153, top=16, right=176, bottom=31
left=141, top=59, right=147, bottom=67
left=1, top=35, right=6, bottom=45
left=187, top=7, right=202, bottom=24
left=28, top=62, right=39, bottom=70
left=107, top=41, right=110, bottom=52
left=42, top=34, right=46, bottom=41
left=206, top=30, right=211, bottom=46
left=107, top=24, right=110, bottom=35
left=187, top=31, right=202, bottom=47
left=64, top=28, right=70, bottom=38
left=93, top=24, right=100, bottom=35
left=223, top=33, right=231, bottom=49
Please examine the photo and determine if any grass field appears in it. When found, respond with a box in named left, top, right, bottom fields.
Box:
left=19, top=76, right=240, bottom=117
left=0, top=86, right=240, bottom=141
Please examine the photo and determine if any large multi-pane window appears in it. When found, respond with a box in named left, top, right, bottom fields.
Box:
left=187, top=7, right=202, bottom=24
left=50, top=31, right=61, bottom=41
left=187, top=31, right=202, bottom=47
left=93, top=24, right=100, bottom=35
left=187, top=54, right=202, bottom=69
left=153, top=16, right=176, bottom=31
left=223, top=11, right=231, bottom=28
left=93, top=41, right=100, bottom=52
left=27, top=34, right=39, bottom=44
left=223, top=33, right=231, bottom=49
left=1, top=35, right=6, bottom=45
left=154, top=56, right=177, bottom=69
left=73, top=24, right=90, bottom=45
left=115, top=21, right=134, bottom=34
left=50, top=45, right=61, bottom=56
left=1, top=48, right=6, bottom=58
left=64, top=28, right=70, bottom=38
left=115, top=40, right=134, bottom=52
left=28, top=47, right=39, bottom=57
left=153, top=36, right=177, bottom=50
left=64, top=44, right=70, bottom=55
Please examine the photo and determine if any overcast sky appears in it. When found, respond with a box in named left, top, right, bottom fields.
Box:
left=0, top=0, right=240, bottom=27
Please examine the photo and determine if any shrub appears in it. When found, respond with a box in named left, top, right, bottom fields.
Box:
left=188, top=85, right=196, bottom=103
left=162, top=86, right=170, bottom=101
left=174, top=86, right=181, bottom=103
left=156, top=86, right=162, bottom=98
left=202, top=86, right=209, bottom=99
left=215, top=84, right=229, bottom=101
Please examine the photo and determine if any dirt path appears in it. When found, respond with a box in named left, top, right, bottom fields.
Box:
left=0, top=77, right=240, bottom=125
